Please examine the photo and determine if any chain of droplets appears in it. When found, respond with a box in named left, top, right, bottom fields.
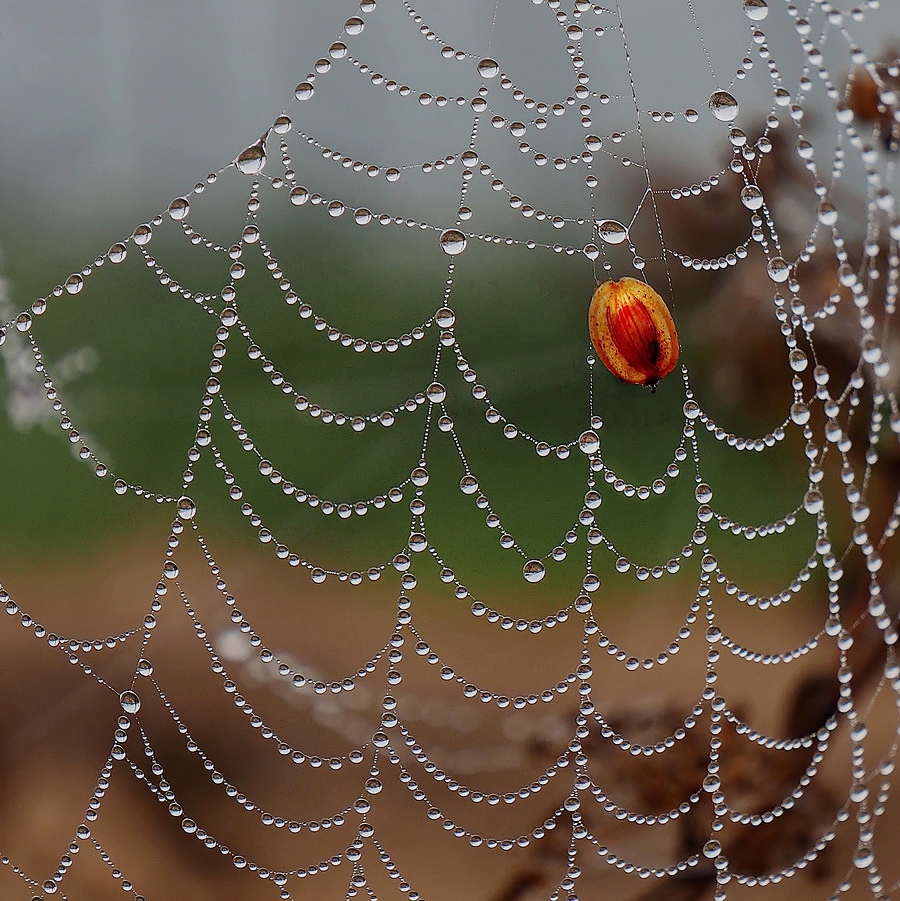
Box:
left=22, top=333, right=172, bottom=503
left=192, top=544, right=393, bottom=698
left=379, top=736, right=706, bottom=881
left=207, top=437, right=424, bottom=580
left=0, top=582, right=144, bottom=658
left=173, top=582, right=375, bottom=768
left=165, top=525, right=756, bottom=860
left=123, top=740, right=354, bottom=891
left=141, top=683, right=365, bottom=828
left=234, top=317, right=435, bottom=418
left=3, top=1, right=896, bottom=881
left=232, top=219, right=453, bottom=355
left=31, top=753, right=129, bottom=899
left=194, top=529, right=552, bottom=778
left=573, top=817, right=702, bottom=879
left=217, top=389, right=422, bottom=498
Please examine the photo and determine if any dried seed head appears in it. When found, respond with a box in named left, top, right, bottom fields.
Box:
left=588, top=277, right=679, bottom=391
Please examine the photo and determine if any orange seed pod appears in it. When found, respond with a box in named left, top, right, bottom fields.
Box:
left=588, top=277, right=680, bottom=392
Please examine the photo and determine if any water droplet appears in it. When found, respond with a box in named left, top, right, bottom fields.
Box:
left=120, top=690, right=141, bottom=714
left=740, top=185, right=764, bottom=210
left=853, top=844, right=874, bottom=869
left=803, top=489, right=823, bottom=514
left=294, top=82, right=315, bottom=101
left=702, top=772, right=721, bottom=792
left=817, top=201, right=838, bottom=226
left=168, top=197, right=190, bottom=220
left=703, top=839, right=722, bottom=858
left=176, top=496, right=197, bottom=520
left=327, top=200, right=345, bottom=217
left=684, top=108, right=700, bottom=123
left=426, top=382, right=447, bottom=403
left=477, top=58, right=500, bottom=78
left=695, top=483, right=713, bottom=504
left=766, top=257, right=791, bottom=282
left=578, top=430, right=600, bottom=454
left=596, top=219, right=628, bottom=244
left=709, top=91, right=739, bottom=122
left=273, top=115, right=292, bottom=134
left=365, top=777, right=383, bottom=794
left=742, top=0, right=768, bottom=20
left=344, top=16, right=365, bottom=35
left=108, top=243, right=127, bottom=264
left=64, top=274, right=84, bottom=295
left=440, top=229, right=467, bottom=255
left=236, top=140, right=266, bottom=175
left=290, top=186, right=310, bottom=206
left=459, top=475, right=478, bottom=494
left=133, top=224, right=153, bottom=246
left=789, top=349, right=808, bottom=372
left=385, top=167, right=401, bottom=182
left=523, top=560, right=546, bottom=583
left=790, top=401, right=810, bottom=425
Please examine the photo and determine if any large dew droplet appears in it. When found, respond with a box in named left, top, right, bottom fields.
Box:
left=440, top=229, right=467, bottom=255
left=597, top=219, right=628, bottom=245
left=789, top=348, right=808, bottom=372
left=522, top=560, right=545, bottom=583
left=742, top=0, right=768, bottom=20
left=709, top=91, right=739, bottom=122
left=578, top=430, right=600, bottom=455
left=108, top=243, right=127, bottom=264
left=740, top=185, right=764, bottom=210
left=817, top=201, right=838, bottom=226
left=65, top=274, right=84, bottom=295
left=236, top=141, right=266, bottom=175
left=168, top=197, right=190, bottom=220
left=477, top=58, right=500, bottom=78
left=176, top=496, right=197, bottom=521
left=120, top=690, right=141, bottom=714
left=766, top=257, right=791, bottom=282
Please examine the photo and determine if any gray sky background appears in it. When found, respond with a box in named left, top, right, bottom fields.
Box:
left=0, top=0, right=894, bottom=283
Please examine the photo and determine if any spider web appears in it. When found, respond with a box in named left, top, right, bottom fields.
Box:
left=1, top=0, right=900, bottom=899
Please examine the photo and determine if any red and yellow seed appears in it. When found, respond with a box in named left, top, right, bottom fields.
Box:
left=588, top=277, right=679, bottom=392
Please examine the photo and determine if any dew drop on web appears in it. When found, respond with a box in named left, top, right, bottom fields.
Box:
left=740, top=185, right=764, bottom=210
left=119, top=690, right=141, bottom=714
left=596, top=219, right=628, bottom=244
left=236, top=140, right=266, bottom=175
left=766, top=256, right=791, bottom=282
left=167, top=197, right=190, bottom=220
left=742, top=0, right=768, bottom=20
left=709, top=90, right=739, bottom=122
left=439, top=229, right=467, bottom=255
left=522, top=560, right=546, bottom=583
left=477, top=58, right=500, bottom=78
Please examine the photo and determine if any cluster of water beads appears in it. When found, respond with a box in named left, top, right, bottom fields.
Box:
left=4, top=1, right=900, bottom=899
